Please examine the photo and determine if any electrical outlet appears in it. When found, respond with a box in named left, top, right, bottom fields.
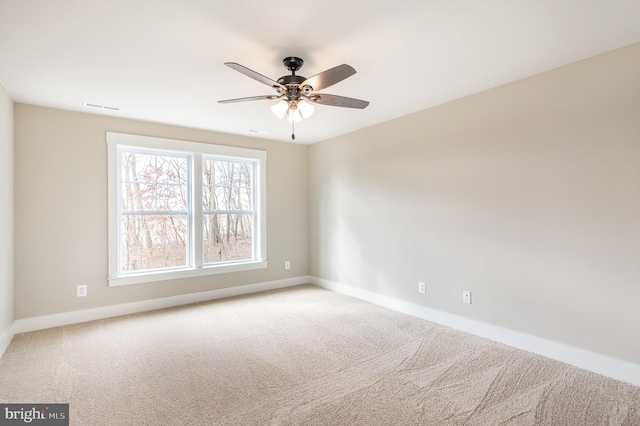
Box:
left=418, top=281, right=426, bottom=294
left=77, top=285, right=87, bottom=298
left=463, top=291, right=471, bottom=304
left=285, top=261, right=290, bottom=270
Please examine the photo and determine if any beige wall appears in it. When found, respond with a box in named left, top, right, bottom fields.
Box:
left=14, top=105, right=309, bottom=319
left=0, top=83, right=13, bottom=335
left=309, top=43, right=640, bottom=364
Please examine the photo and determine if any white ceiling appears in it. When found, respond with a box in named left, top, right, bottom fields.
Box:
left=1, top=1, right=640, bottom=144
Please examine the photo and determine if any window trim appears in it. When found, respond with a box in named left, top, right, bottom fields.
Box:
left=107, top=132, right=267, bottom=286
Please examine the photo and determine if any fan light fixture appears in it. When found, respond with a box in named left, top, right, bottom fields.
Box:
left=219, top=56, right=369, bottom=140
left=270, top=99, right=288, bottom=119
left=271, top=99, right=315, bottom=123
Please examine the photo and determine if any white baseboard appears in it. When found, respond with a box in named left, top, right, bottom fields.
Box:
left=6, top=275, right=640, bottom=388
left=0, top=322, right=15, bottom=359
left=310, top=276, right=640, bottom=387
left=11, top=276, right=311, bottom=336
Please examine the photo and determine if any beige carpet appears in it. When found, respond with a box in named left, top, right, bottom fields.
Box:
left=0, top=285, right=638, bottom=425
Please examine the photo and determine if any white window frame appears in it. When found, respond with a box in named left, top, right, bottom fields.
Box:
left=107, top=132, right=267, bottom=286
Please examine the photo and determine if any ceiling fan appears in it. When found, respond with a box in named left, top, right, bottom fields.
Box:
left=218, top=56, right=369, bottom=140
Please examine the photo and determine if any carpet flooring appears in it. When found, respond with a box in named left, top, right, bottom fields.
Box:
left=1, top=285, right=638, bottom=425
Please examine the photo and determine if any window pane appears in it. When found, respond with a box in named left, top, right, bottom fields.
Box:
left=156, top=183, right=188, bottom=211
left=203, top=214, right=253, bottom=263
left=120, top=214, right=188, bottom=272
left=203, top=183, right=214, bottom=211
left=236, top=163, right=252, bottom=187
left=120, top=150, right=189, bottom=213
left=213, top=186, right=231, bottom=211
left=203, top=158, right=254, bottom=212
left=204, top=185, right=248, bottom=211
left=121, top=183, right=187, bottom=211
left=122, top=153, right=154, bottom=183
left=213, top=161, right=232, bottom=186
left=156, top=156, right=188, bottom=184
left=121, top=183, right=155, bottom=211
left=202, top=159, right=215, bottom=186
left=238, top=189, right=252, bottom=211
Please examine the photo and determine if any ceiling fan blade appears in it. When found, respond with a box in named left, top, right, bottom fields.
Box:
left=299, top=64, right=356, bottom=92
left=309, top=93, right=369, bottom=109
left=224, top=62, right=285, bottom=91
left=218, top=95, right=280, bottom=104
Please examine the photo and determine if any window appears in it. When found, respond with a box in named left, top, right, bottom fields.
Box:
left=107, top=132, right=267, bottom=286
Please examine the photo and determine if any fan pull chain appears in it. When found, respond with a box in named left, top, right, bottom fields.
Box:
left=291, top=120, right=295, bottom=140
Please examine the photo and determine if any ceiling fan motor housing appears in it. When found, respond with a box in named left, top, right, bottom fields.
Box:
left=277, top=75, right=306, bottom=86
left=278, top=57, right=311, bottom=97
left=283, top=56, right=304, bottom=72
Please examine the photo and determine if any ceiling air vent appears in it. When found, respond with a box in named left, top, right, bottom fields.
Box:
left=83, top=101, right=120, bottom=111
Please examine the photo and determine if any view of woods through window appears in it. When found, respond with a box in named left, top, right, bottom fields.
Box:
left=120, top=150, right=254, bottom=273
left=202, top=158, right=254, bottom=264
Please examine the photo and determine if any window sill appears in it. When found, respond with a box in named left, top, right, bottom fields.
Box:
left=108, top=260, right=268, bottom=287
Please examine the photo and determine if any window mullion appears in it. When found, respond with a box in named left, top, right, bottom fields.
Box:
left=193, top=153, right=203, bottom=268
